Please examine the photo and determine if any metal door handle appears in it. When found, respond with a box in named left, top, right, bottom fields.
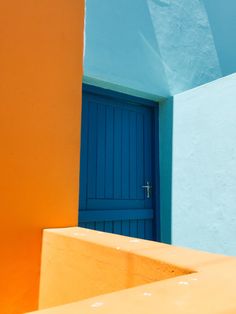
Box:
left=142, top=181, right=152, bottom=198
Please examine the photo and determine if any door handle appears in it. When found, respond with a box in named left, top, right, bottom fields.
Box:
left=142, top=181, right=152, bottom=198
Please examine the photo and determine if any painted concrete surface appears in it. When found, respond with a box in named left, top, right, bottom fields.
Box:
left=146, top=0, right=221, bottom=95
left=84, top=0, right=169, bottom=98
left=27, top=227, right=236, bottom=314
left=202, top=0, right=236, bottom=77
left=38, top=228, right=189, bottom=309
left=159, top=98, right=173, bottom=244
left=84, top=0, right=221, bottom=98
left=0, top=1, right=84, bottom=313
left=170, top=73, right=236, bottom=256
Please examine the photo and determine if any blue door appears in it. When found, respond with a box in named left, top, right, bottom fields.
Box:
left=79, top=85, right=158, bottom=240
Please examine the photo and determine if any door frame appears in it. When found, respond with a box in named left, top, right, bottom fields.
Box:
left=80, top=84, right=160, bottom=241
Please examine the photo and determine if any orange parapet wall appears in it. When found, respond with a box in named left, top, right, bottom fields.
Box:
left=38, top=228, right=191, bottom=309
left=0, top=1, right=84, bottom=313
left=27, top=228, right=236, bottom=314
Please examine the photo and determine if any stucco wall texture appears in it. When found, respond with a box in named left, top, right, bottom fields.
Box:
left=202, top=0, right=236, bottom=77
left=0, top=1, right=84, bottom=313
left=84, top=0, right=221, bottom=98
left=171, top=74, right=236, bottom=256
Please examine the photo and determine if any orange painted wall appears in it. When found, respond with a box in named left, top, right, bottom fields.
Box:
left=0, top=1, right=84, bottom=313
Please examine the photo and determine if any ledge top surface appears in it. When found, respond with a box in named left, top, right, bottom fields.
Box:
left=27, top=227, right=236, bottom=314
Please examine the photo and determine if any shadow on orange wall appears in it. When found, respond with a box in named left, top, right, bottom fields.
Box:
left=0, top=0, right=84, bottom=313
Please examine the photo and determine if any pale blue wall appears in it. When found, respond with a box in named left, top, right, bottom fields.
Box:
left=84, top=0, right=168, bottom=98
left=84, top=0, right=221, bottom=98
left=84, top=1, right=236, bottom=255
left=169, top=74, right=236, bottom=256
left=202, top=0, right=236, bottom=76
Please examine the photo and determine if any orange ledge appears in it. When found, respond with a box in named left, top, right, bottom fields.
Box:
left=26, top=227, right=236, bottom=313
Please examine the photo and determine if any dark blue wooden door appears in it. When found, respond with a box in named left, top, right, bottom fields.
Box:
left=79, top=86, right=156, bottom=240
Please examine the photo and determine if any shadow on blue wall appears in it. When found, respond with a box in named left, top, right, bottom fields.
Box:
left=159, top=97, right=173, bottom=244
left=202, top=0, right=236, bottom=76
left=84, top=0, right=221, bottom=98
left=84, top=0, right=169, bottom=97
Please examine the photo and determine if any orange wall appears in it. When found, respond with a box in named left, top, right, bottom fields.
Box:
left=0, top=1, right=84, bottom=313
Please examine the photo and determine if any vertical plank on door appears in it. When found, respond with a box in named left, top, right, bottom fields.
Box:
left=114, top=107, right=122, bottom=199
left=104, top=221, right=113, bottom=233
left=122, top=109, right=130, bottom=199
left=130, top=220, right=138, bottom=238
left=105, top=105, right=114, bottom=199
left=95, top=222, right=104, bottom=232
left=122, top=220, right=130, bottom=236
left=130, top=111, right=137, bottom=199
left=145, top=220, right=153, bottom=240
left=137, top=220, right=145, bottom=239
left=113, top=221, right=122, bottom=235
left=86, top=222, right=96, bottom=230
left=96, top=103, right=106, bottom=199
left=87, top=102, right=97, bottom=199
left=137, top=113, right=144, bottom=200
left=79, top=97, right=89, bottom=210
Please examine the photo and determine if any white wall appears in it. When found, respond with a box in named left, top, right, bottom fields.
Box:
left=170, top=74, right=236, bottom=256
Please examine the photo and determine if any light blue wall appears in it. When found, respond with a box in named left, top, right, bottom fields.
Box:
left=202, top=0, right=236, bottom=76
left=84, top=1, right=236, bottom=255
left=84, top=0, right=168, bottom=98
left=169, top=74, right=236, bottom=256
left=159, top=97, right=173, bottom=244
left=84, top=0, right=221, bottom=98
